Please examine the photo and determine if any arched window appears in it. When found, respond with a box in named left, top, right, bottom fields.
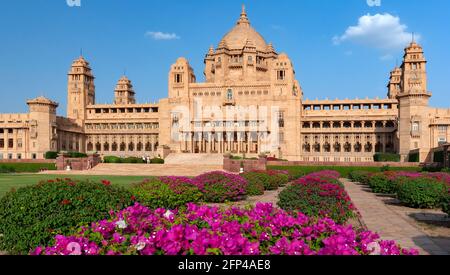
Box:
left=343, top=122, right=351, bottom=128
left=313, top=122, right=321, bottom=129
left=227, top=89, right=233, bottom=100
left=354, top=142, right=362, bottom=153
left=334, top=142, right=341, bottom=153
left=333, top=122, right=341, bottom=128
left=344, top=142, right=351, bottom=152
left=303, top=122, right=311, bottom=128
left=128, top=142, right=134, bottom=151
left=324, top=142, right=331, bottom=153
left=303, top=143, right=311, bottom=152
left=104, top=142, right=110, bottom=152
left=365, top=142, right=373, bottom=152
left=365, top=122, right=373, bottom=128
left=87, top=142, right=93, bottom=152
left=314, top=143, right=321, bottom=153
left=323, top=122, right=331, bottom=128
left=137, top=142, right=143, bottom=151
left=145, top=142, right=152, bottom=151
left=120, top=142, right=126, bottom=152
left=112, top=142, right=118, bottom=152
left=354, top=122, right=362, bottom=128
left=96, top=143, right=101, bottom=152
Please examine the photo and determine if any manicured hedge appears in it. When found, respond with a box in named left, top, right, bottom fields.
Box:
left=442, top=194, right=450, bottom=216
left=130, top=177, right=203, bottom=209
left=0, top=163, right=56, bottom=173
left=44, top=151, right=59, bottom=159
left=396, top=178, right=447, bottom=209
left=268, top=166, right=420, bottom=179
left=367, top=174, right=397, bottom=194
left=374, top=153, right=401, bottom=162
left=103, top=156, right=164, bottom=164
left=0, top=178, right=133, bottom=254
left=278, top=171, right=355, bottom=224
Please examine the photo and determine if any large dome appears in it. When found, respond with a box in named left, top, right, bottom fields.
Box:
left=219, top=6, right=268, bottom=52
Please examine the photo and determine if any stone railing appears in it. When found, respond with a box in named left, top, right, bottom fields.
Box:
left=0, top=159, right=56, bottom=164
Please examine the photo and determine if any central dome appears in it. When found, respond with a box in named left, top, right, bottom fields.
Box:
left=219, top=6, right=268, bottom=52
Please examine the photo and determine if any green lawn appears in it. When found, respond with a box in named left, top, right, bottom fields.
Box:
left=0, top=174, right=152, bottom=198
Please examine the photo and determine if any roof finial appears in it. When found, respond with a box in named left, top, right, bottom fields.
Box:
left=237, top=4, right=250, bottom=25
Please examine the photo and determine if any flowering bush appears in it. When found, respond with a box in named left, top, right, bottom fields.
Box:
left=31, top=203, right=418, bottom=256
left=241, top=172, right=265, bottom=196
left=0, top=178, right=133, bottom=255
left=278, top=171, right=355, bottom=224
left=441, top=193, right=450, bottom=216
left=130, top=177, right=203, bottom=210
left=193, top=171, right=248, bottom=203
left=348, top=171, right=371, bottom=184
left=396, top=178, right=447, bottom=209
left=367, top=174, right=396, bottom=194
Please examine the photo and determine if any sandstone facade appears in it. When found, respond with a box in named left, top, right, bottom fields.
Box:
left=1, top=7, right=449, bottom=162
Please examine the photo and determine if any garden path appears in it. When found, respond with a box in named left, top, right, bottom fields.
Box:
left=206, top=184, right=290, bottom=209
left=341, top=178, right=448, bottom=255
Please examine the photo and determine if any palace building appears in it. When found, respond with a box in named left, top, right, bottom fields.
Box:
left=1, top=6, right=449, bottom=163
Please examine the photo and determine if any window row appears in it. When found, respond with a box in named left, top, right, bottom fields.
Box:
left=302, top=141, right=395, bottom=153
left=302, top=121, right=395, bottom=129
left=89, top=107, right=158, bottom=114
left=85, top=123, right=159, bottom=130
left=86, top=142, right=159, bottom=152
left=303, top=104, right=395, bottom=111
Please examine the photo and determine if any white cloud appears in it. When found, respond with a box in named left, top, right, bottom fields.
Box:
left=333, top=13, right=419, bottom=50
left=145, top=31, right=180, bottom=40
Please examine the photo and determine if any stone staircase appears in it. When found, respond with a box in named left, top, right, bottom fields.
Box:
left=164, top=153, right=224, bottom=165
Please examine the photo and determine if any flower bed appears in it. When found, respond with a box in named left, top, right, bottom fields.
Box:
left=0, top=178, right=133, bottom=254
left=130, top=177, right=203, bottom=209
left=278, top=171, right=356, bottom=224
left=31, top=203, right=418, bottom=256
left=349, top=171, right=450, bottom=211
left=193, top=171, right=248, bottom=203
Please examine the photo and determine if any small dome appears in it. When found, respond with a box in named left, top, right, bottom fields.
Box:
left=27, top=96, right=58, bottom=106
left=218, top=6, right=268, bottom=52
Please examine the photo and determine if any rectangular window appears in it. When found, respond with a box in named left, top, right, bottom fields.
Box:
left=277, top=70, right=286, bottom=80
left=0, top=139, right=4, bottom=148
left=32, top=153, right=37, bottom=160
left=174, top=73, right=183, bottom=83
left=8, top=154, right=13, bottom=159
left=278, top=132, right=285, bottom=143
left=17, top=154, right=22, bottom=160
left=8, top=139, right=13, bottom=148
left=8, top=129, right=13, bottom=134
left=17, top=138, right=22, bottom=148
left=412, top=122, right=420, bottom=132
left=277, top=112, right=285, bottom=128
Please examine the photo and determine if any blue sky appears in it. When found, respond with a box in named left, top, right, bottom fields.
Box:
left=1, top=0, right=449, bottom=115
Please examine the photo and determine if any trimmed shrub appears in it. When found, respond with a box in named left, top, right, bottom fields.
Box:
left=150, top=158, right=164, bottom=164
left=103, top=156, right=122, bottom=163
left=0, top=165, right=16, bottom=173
left=441, top=194, right=450, bottom=216
left=0, top=178, right=133, bottom=254
left=368, top=174, right=396, bottom=194
left=130, top=177, right=203, bottom=210
left=433, top=151, right=444, bottom=163
left=194, top=171, right=248, bottom=203
left=348, top=171, right=371, bottom=184
left=66, top=152, right=88, bottom=158
left=396, top=178, right=447, bottom=209
left=122, top=157, right=145, bottom=164
left=44, top=151, right=59, bottom=159
left=241, top=172, right=268, bottom=196
left=374, top=153, right=400, bottom=162
left=278, top=172, right=355, bottom=224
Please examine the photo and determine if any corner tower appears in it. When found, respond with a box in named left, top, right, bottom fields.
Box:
left=397, top=41, right=432, bottom=162
left=114, top=76, right=135, bottom=104
left=67, top=56, right=95, bottom=124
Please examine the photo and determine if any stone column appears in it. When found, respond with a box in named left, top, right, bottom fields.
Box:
left=12, top=129, right=17, bottom=151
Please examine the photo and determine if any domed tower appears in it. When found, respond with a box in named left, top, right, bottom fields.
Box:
left=114, top=76, right=135, bottom=105
left=203, top=5, right=278, bottom=83
left=67, top=56, right=95, bottom=124
left=397, top=41, right=432, bottom=162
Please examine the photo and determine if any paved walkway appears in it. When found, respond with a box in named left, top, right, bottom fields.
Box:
left=341, top=178, right=448, bottom=255
left=40, top=163, right=224, bottom=177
